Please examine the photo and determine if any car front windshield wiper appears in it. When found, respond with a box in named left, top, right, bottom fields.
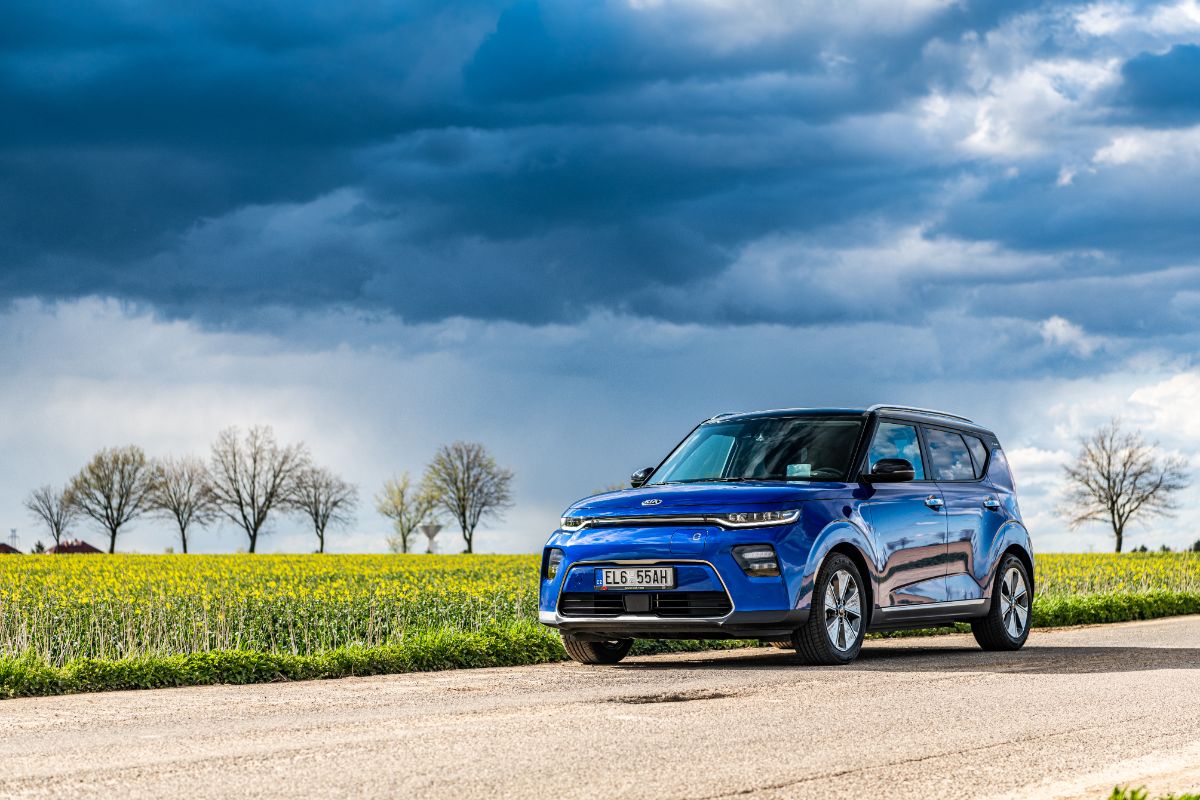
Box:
left=658, top=476, right=827, bottom=485
left=657, top=476, right=761, bottom=485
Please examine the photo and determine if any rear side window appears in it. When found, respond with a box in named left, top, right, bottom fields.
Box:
left=925, top=428, right=975, bottom=481
left=963, top=435, right=989, bottom=478
left=867, top=422, right=926, bottom=480
left=988, top=446, right=1016, bottom=491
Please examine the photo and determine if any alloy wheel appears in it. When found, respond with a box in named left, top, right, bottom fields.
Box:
left=1000, top=566, right=1029, bottom=638
left=823, top=569, right=862, bottom=652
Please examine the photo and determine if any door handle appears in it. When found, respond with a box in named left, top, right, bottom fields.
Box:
left=982, top=497, right=1001, bottom=511
left=924, top=495, right=944, bottom=510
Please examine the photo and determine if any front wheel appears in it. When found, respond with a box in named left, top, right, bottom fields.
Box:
left=793, top=554, right=867, bottom=665
left=971, top=555, right=1032, bottom=651
left=561, top=633, right=633, bottom=664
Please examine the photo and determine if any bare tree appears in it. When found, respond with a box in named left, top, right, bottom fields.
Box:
left=67, top=445, right=155, bottom=553
left=423, top=442, right=513, bottom=553
left=290, top=465, right=357, bottom=553
left=1061, top=419, right=1191, bottom=553
left=148, top=456, right=216, bottom=554
left=208, top=426, right=309, bottom=553
left=24, top=484, right=80, bottom=548
left=376, top=473, right=440, bottom=554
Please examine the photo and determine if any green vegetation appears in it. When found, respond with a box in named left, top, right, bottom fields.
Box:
left=1109, top=787, right=1200, bottom=800
left=1, top=552, right=1198, bottom=697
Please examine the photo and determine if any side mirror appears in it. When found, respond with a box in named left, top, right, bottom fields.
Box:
left=864, top=458, right=915, bottom=483
left=630, top=467, right=655, bottom=488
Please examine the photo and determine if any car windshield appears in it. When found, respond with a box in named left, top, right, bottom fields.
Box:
left=647, top=416, right=864, bottom=485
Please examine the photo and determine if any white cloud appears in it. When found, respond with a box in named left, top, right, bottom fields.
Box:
left=652, top=224, right=1066, bottom=325
left=1075, top=0, right=1200, bottom=38
left=1093, top=127, right=1200, bottom=167
left=1038, top=316, right=1104, bottom=357
left=1128, top=372, right=1200, bottom=443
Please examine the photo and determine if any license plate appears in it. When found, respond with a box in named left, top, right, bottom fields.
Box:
left=595, top=567, right=675, bottom=589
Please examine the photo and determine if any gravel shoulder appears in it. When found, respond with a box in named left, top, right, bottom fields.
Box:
left=3, top=616, right=1200, bottom=800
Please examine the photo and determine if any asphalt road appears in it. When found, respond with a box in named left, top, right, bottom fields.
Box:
left=4, top=617, right=1200, bottom=800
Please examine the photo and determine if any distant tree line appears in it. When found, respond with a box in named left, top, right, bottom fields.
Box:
left=22, top=428, right=512, bottom=555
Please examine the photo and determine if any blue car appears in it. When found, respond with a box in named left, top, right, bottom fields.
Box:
left=540, top=405, right=1034, bottom=665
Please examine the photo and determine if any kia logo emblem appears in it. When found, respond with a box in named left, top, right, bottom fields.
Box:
left=641, top=498, right=662, bottom=506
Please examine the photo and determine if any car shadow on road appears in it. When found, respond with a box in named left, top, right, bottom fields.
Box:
left=619, top=644, right=1200, bottom=675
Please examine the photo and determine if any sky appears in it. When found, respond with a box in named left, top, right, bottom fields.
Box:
left=1, top=0, right=1199, bottom=554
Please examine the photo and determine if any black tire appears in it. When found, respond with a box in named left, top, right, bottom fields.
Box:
left=561, top=633, right=634, bottom=665
left=793, top=553, right=867, bottom=665
left=971, top=554, right=1032, bottom=651
left=770, top=641, right=794, bottom=649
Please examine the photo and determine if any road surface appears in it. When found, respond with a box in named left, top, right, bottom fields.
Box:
left=3, top=617, right=1200, bottom=800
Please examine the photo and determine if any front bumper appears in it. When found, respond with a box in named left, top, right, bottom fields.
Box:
left=540, top=555, right=807, bottom=640
left=540, top=607, right=810, bottom=640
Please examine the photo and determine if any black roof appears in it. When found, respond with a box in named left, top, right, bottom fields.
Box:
left=707, top=405, right=996, bottom=437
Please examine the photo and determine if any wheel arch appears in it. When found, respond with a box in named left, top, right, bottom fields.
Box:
left=1002, top=543, right=1035, bottom=597
left=825, top=542, right=875, bottom=627
left=799, top=519, right=878, bottom=628
left=983, top=520, right=1035, bottom=604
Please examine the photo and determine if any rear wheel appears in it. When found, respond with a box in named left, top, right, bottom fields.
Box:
left=561, top=633, right=634, bottom=665
left=793, top=554, right=867, bottom=665
left=971, top=555, right=1032, bottom=651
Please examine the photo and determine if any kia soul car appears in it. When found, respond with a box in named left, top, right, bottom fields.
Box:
left=540, top=405, right=1034, bottom=665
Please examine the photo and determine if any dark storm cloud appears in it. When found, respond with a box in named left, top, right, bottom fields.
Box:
left=1113, top=44, right=1200, bottom=125
left=1, top=0, right=1198, bottom=333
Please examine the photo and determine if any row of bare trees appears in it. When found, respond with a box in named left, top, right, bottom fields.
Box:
left=376, top=442, right=513, bottom=554
left=24, top=427, right=356, bottom=554
left=23, top=430, right=514, bottom=555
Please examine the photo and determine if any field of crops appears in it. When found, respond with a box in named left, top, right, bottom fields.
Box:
left=1, top=551, right=1199, bottom=696
left=0, top=554, right=538, bottom=664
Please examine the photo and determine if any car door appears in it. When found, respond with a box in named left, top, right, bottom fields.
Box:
left=924, top=426, right=988, bottom=602
left=859, top=420, right=949, bottom=607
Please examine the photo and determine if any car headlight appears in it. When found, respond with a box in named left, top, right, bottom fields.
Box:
left=560, top=516, right=587, bottom=531
left=544, top=548, right=564, bottom=579
left=715, top=509, right=800, bottom=528
left=732, top=544, right=781, bottom=577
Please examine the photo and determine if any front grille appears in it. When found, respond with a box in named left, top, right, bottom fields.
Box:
left=560, top=592, right=625, bottom=616
left=651, top=591, right=733, bottom=617
left=558, top=591, right=732, bottom=618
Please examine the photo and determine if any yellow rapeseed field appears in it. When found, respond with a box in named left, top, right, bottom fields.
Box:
left=1, top=552, right=1197, bottom=666
left=0, top=554, right=539, bottom=664
left=1036, top=552, right=1200, bottom=595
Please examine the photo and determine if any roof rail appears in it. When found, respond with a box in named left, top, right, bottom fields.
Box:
left=866, top=404, right=974, bottom=424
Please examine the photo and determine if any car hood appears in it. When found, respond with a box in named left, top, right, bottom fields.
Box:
left=566, top=481, right=855, bottom=516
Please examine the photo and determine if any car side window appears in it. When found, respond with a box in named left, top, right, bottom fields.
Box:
left=963, top=435, right=989, bottom=479
left=867, top=422, right=926, bottom=480
left=926, top=428, right=975, bottom=481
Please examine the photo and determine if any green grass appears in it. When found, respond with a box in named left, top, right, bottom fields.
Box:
left=0, top=621, right=565, bottom=698
left=0, top=621, right=761, bottom=699
left=1035, top=590, right=1200, bottom=626
left=1109, top=788, right=1200, bottom=800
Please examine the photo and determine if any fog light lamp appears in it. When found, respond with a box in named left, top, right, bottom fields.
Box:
left=732, top=544, right=781, bottom=577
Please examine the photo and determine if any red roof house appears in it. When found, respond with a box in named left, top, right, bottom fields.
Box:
left=48, top=539, right=103, bottom=554
left=0, top=543, right=20, bottom=555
